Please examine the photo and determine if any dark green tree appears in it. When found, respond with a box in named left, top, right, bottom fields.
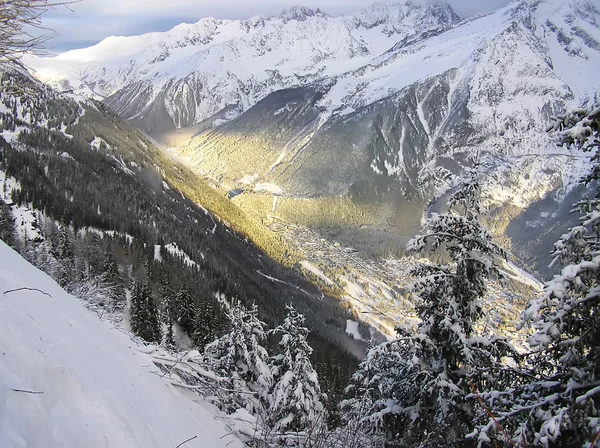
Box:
left=103, top=247, right=125, bottom=308
left=55, top=224, right=74, bottom=287
left=130, top=281, right=161, bottom=344
left=130, top=282, right=146, bottom=337
left=0, top=198, right=16, bottom=247
left=175, top=287, right=195, bottom=335
left=159, top=266, right=175, bottom=349
left=192, top=299, right=217, bottom=349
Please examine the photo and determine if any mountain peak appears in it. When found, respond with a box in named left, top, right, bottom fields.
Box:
left=279, top=6, right=326, bottom=22
left=353, top=1, right=458, bottom=31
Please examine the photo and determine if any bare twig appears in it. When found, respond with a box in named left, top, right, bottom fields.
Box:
left=175, top=435, right=197, bottom=448
left=4, top=287, right=52, bottom=298
left=0, top=1, right=79, bottom=67
left=220, top=432, right=236, bottom=440
left=590, top=427, right=600, bottom=448
left=12, top=388, right=43, bottom=394
left=161, top=349, right=193, bottom=378
left=468, top=378, right=518, bottom=447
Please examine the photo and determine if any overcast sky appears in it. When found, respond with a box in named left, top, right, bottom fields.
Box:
left=41, top=0, right=513, bottom=52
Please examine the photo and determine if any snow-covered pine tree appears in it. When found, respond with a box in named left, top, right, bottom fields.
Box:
left=103, top=248, right=125, bottom=309
left=175, top=287, right=195, bottom=335
left=55, top=224, right=74, bottom=287
left=193, top=298, right=216, bottom=349
left=204, top=296, right=272, bottom=413
left=268, top=304, right=325, bottom=436
left=474, top=106, right=600, bottom=447
left=343, top=168, right=514, bottom=447
left=0, top=197, right=16, bottom=247
left=129, top=282, right=146, bottom=337
left=130, top=281, right=161, bottom=344
left=159, top=267, right=175, bottom=349
left=341, top=339, right=406, bottom=445
left=144, top=282, right=161, bottom=343
left=86, top=232, right=104, bottom=277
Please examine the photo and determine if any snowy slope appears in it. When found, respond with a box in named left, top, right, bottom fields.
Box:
left=0, top=241, right=243, bottom=448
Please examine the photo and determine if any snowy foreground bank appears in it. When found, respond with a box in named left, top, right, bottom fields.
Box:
left=0, top=241, right=243, bottom=448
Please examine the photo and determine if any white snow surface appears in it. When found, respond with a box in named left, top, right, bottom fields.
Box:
left=502, top=260, right=545, bottom=290
left=0, top=241, right=243, bottom=448
left=254, top=182, right=284, bottom=195
left=345, top=320, right=364, bottom=341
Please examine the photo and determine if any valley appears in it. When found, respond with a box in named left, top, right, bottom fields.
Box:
left=2, top=0, right=600, bottom=445
left=28, top=0, right=597, bottom=345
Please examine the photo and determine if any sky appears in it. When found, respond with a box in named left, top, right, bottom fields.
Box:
left=41, top=0, right=513, bottom=52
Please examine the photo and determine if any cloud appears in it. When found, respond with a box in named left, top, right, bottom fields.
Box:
left=41, top=0, right=512, bottom=52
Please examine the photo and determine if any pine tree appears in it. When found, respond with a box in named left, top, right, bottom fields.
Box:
left=130, top=282, right=146, bottom=337
left=159, top=267, right=175, bottom=349
left=341, top=340, right=406, bottom=444
left=55, top=224, right=74, bottom=287
left=204, top=297, right=273, bottom=413
left=343, top=168, right=514, bottom=447
left=268, top=305, right=325, bottom=435
left=475, top=106, right=600, bottom=447
left=130, top=281, right=161, bottom=344
left=103, top=248, right=125, bottom=309
left=0, top=198, right=16, bottom=247
left=175, top=287, right=195, bottom=335
left=144, top=282, right=161, bottom=344
left=86, top=232, right=104, bottom=277
left=58, top=224, right=73, bottom=260
left=192, top=299, right=215, bottom=348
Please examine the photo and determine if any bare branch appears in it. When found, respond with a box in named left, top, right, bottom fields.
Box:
left=175, top=435, right=197, bottom=448
left=468, top=378, right=517, bottom=447
left=160, top=348, right=193, bottom=378
left=11, top=388, right=43, bottom=394
left=590, top=427, right=600, bottom=448
left=4, top=287, right=52, bottom=298
left=0, top=0, right=79, bottom=67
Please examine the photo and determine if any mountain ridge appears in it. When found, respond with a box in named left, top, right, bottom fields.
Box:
left=26, top=1, right=461, bottom=133
left=24, top=0, right=600, bottom=272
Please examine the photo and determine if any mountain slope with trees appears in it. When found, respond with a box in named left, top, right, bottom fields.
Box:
left=0, top=66, right=360, bottom=417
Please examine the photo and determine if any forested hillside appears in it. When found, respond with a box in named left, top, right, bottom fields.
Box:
left=0, top=67, right=359, bottom=417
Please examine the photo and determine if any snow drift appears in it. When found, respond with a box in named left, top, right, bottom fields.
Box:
left=0, top=241, right=243, bottom=448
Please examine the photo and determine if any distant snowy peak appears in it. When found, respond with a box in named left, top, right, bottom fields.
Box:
left=351, top=1, right=459, bottom=32
left=26, top=1, right=463, bottom=132
left=279, top=6, right=327, bottom=22
left=25, top=0, right=600, bottom=135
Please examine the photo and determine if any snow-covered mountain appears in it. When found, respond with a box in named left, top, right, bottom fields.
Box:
left=26, top=2, right=459, bottom=132
left=160, top=0, right=599, bottom=202
left=27, top=0, right=600, bottom=179
left=0, top=240, right=244, bottom=448
left=25, top=0, right=600, bottom=270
